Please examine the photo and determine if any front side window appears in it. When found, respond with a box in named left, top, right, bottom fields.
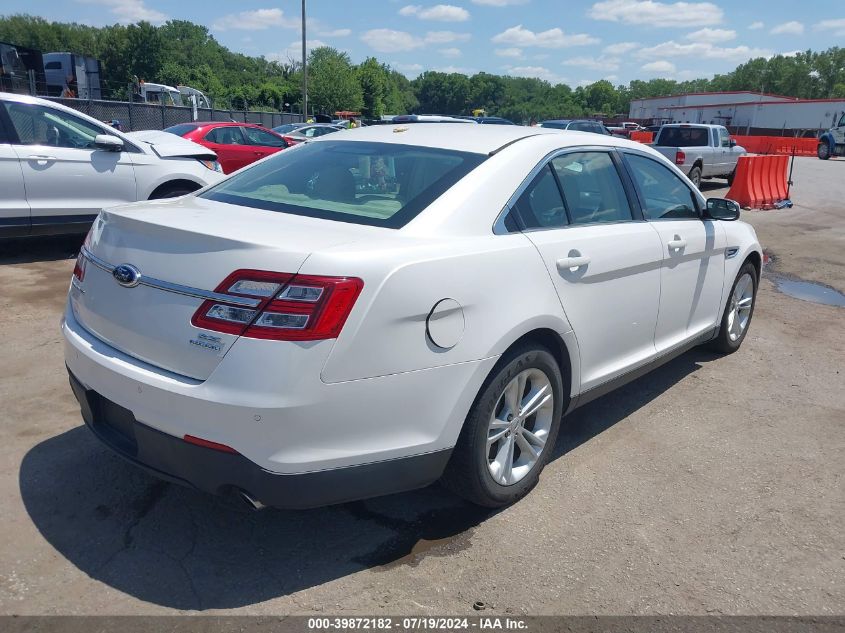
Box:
left=204, top=126, right=244, bottom=145
left=242, top=127, right=286, bottom=148
left=201, top=140, right=485, bottom=229
left=551, top=152, right=633, bottom=225
left=625, top=153, right=699, bottom=220
left=719, top=127, right=731, bottom=147
left=2, top=102, right=104, bottom=149
left=511, top=165, right=567, bottom=230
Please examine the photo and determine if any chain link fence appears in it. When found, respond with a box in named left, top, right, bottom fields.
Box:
left=41, top=96, right=304, bottom=132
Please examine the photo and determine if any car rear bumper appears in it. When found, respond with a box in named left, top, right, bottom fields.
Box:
left=68, top=369, right=452, bottom=509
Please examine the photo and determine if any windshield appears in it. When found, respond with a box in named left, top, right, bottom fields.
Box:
left=657, top=127, right=709, bottom=147
left=274, top=123, right=304, bottom=134
left=200, top=140, right=486, bottom=228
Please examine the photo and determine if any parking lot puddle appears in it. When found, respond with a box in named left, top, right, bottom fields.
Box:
left=769, top=275, right=845, bottom=307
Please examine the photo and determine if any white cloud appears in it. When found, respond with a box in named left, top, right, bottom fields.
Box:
left=392, top=62, right=424, bottom=77
left=748, top=21, right=764, bottom=30
left=361, top=29, right=425, bottom=53
left=588, top=0, right=723, bottom=27
left=80, top=0, right=168, bottom=23
left=213, top=8, right=298, bottom=31
left=440, top=47, right=462, bottom=57
left=495, top=47, right=524, bottom=58
left=504, top=64, right=566, bottom=83
left=636, top=40, right=772, bottom=61
left=399, top=4, right=470, bottom=21
left=435, top=65, right=474, bottom=74
left=686, top=27, right=735, bottom=43
left=492, top=25, right=599, bottom=48
left=779, top=50, right=802, bottom=58
left=317, top=28, right=352, bottom=37
left=603, top=41, right=639, bottom=55
left=471, top=0, right=528, bottom=5
left=424, top=30, right=472, bottom=43
left=770, top=21, right=804, bottom=35
left=561, top=56, right=621, bottom=71
left=642, top=60, right=676, bottom=73
left=814, top=18, right=845, bottom=36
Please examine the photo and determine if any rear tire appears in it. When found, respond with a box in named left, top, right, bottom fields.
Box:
left=688, top=165, right=702, bottom=188
left=709, top=262, right=757, bottom=354
left=818, top=142, right=831, bottom=160
left=441, top=344, right=564, bottom=507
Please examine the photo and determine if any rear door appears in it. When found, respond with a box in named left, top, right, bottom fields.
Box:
left=2, top=100, right=137, bottom=234
left=622, top=151, right=725, bottom=352
left=513, top=150, right=664, bottom=391
left=0, top=102, right=30, bottom=236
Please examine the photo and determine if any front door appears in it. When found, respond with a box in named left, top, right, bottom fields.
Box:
left=514, top=151, right=664, bottom=391
left=2, top=100, right=136, bottom=234
left=622, top=152, right=726, bottom=353
left=0, top=111, right=30, bottom=235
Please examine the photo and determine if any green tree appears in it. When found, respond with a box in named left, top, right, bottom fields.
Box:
left=307, top=46, right=363, bottom=115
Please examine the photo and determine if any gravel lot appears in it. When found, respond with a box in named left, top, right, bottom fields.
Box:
left=0, top=157, right=842, bottom=616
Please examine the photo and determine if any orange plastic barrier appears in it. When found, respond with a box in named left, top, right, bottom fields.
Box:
left=730, top=135, right=817, bottom=157
left=726, top=155, right=789, bottom=209
left=629, top=131, right=654, bottom=143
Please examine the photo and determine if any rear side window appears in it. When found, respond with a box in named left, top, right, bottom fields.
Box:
left=512, top=165, right=568, bottom=230
left=201, top=140, right=486, bottom=229
left=204, top=126, right=244, bottom=145
left=551, top=152, right=633, bottom=225
left=625, top=153, right=699, bottom=220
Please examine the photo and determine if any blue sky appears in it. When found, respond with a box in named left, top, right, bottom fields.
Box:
left=5, top=0, right=845, bottom=85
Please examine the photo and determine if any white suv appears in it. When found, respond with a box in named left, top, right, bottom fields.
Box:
left=63, top=124, right=762, bottom=509
left=0, top=92, right=225, bottom=238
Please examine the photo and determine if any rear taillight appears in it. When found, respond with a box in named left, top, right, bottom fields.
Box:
left=675, top=150, right=686, bottom=165
left=72, top=229, right=93, bottom=282
left=191, top=270, right=363, bottom=341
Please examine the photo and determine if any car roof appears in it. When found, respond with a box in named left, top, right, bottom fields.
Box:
left=541, top=119, right=573, bottom=124
left=314, top=122, right=604, bottom=154
left=189, top=121, right=272, bottom=128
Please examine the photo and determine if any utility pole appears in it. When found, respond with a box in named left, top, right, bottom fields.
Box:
left=301, top=0, right=308, bottom=120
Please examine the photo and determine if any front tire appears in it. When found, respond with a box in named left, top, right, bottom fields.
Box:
left=442, top=345, right=564, bottom=507
left=710, top=262, right=758, bottom=354
left=818, top=142, right=831, bottom=160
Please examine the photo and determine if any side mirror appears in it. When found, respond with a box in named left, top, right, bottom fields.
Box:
left=729, top=139, right=737, bottom=147
left=94, top=134, right=124, bottom=151
left=706, top=197, right=740, bottom=221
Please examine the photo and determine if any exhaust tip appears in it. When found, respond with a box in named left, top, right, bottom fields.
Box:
left=238, top=489, right=266, bottom=511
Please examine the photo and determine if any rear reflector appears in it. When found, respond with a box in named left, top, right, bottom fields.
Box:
left=191, top=270, right=363, bottom=341
left=184, top=434, right=239, bottom=454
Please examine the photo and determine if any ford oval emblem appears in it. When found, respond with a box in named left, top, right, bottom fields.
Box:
left=112, top=264, right=141, bottom=288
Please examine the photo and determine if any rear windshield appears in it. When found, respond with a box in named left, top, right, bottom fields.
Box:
left=200, top=140, right=486, bottom=228
left=657, top=127, right=709, bottom=147
left=164, top=123, right=199, bottom=136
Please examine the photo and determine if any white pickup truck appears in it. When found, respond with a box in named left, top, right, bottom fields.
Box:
left=652, top=124, right=746, bottom=188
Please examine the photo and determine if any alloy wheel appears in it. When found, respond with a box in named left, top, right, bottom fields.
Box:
left=486, top=368, right=555, bottom=486
left=726, top=272, right=754, bottom=341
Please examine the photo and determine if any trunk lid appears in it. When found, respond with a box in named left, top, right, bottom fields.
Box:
left=70, top=196, right=373, bottom=380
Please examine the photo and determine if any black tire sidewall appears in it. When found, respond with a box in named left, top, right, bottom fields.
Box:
left=468, top=348, right=564, bottom=506
left=689, top=166, right=702, bottom=187
left=716, top=263, right=758, bottom=352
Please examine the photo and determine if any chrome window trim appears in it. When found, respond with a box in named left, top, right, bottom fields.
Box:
left=80, top=246, right=262, bottom=308
left=492, top=145, right=634, bottom=235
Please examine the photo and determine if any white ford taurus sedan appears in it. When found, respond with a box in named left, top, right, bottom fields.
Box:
left=63, top=124, right=762, bottom=509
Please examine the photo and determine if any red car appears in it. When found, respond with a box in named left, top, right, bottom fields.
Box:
left=164, top=122, right=290, bottom=174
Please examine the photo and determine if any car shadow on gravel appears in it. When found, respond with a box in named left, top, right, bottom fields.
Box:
left=19, top=348, right=718, bottom=610
left=0, top=235, right=84, bottom=265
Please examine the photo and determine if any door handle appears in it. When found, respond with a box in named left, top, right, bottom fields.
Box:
left=28, top=155, right=57, bottom=162
left=667, top=237, right=687, bottom=251
left=556, top=255, right=591, bottom=271
left=253, top=151, right=265, bottom=156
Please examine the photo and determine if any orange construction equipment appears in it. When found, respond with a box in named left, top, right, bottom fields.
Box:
left=730, top=135, right=817, bottom=157
left=629, top=131, right=654, bottom=143
left=726, top=155, right=790, bottom=209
